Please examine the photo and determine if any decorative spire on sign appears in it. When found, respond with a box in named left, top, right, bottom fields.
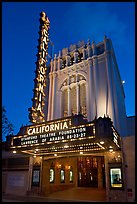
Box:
left=28, top=12, right=50, bottom=124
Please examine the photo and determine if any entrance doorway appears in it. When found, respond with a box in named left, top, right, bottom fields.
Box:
left=77, top=156, right=105, bottom=188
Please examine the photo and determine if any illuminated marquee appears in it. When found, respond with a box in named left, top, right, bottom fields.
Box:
left=13, top=126, right=89, bottom=146
left=11, top=116, right=121, bottom=153
left=27, top=120, right=71, bottom=135
left=28, top=12, right=50, bottom=124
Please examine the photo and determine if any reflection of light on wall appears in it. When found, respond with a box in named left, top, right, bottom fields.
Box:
left=97, top=95, right=107, bottom=117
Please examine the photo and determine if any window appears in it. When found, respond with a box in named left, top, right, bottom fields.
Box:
left=50, top=168, right=55, bottom=183
left=69, top=170, right=73, bottom=182
left=32, top=168, right=40, bottom=186
left=60, top=169, right=65, bottom=183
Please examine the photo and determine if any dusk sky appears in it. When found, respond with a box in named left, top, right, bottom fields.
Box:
left=2, top=2, right=135, bottom=137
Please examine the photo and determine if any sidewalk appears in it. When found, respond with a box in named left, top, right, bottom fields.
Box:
left=2, top=187, right=106, bottom=202
left=2, top=195, right=91, bottom=202
left=2, top=194, right=74, bottom=202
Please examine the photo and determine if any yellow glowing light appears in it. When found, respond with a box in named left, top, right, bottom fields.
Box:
left=100, top=141, right=104, bottom=144
left=80, top=152, right=83, bottom=154
left=13, top=150, right=16, bottom=154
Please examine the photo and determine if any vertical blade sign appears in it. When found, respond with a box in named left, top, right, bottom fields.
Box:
left=28, top=12, right=50, bottom=124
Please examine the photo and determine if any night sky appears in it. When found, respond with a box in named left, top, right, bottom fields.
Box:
left=2, top=2, right=135, bottom=138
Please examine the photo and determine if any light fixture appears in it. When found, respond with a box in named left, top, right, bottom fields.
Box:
left=109, top=149, right=113, bottom=152
left=100, top=141, right=104, bottom=144
left=33, top=155, right=36, bottom=157
left=13, top=150, right=16, bottom=154
left=54, top=153, right=57, bottom=156
left=80, top=152, right=83, bottom=154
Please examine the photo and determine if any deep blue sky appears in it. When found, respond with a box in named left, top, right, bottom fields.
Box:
left=2, top=2, right=135, bottom=136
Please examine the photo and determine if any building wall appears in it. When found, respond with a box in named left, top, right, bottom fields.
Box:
left=5, top=170, right=29, bottom=196
left=122, top=135, right=135, bottom=202
left=47, top=37, right=127, bottom=137
left=2, top=150, right=30, bottom=196
left=2, top=172, right=7, bottom=193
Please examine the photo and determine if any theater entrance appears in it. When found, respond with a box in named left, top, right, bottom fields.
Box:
left=77, top=156, right=105, bottom=188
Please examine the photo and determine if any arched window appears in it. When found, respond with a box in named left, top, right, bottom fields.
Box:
left=60, top=165, right=65, bottom=183
left=69, top=167, right=73, bottom=183
left=49, top=162, right=55, bottom=183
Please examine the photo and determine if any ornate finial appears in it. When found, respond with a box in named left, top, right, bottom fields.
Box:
left=40, top=11, right=50, bottom=25
left=54, top=54, right=57, bottom=59
left=87, top=39, right=90, bottom=45
left=58, top=50, right=61, bottom=58
left=74, top=44, right=78, bottom=52
left=104, top=35, right=107, bottom=41
left=92, top=40, right=95, bottom=45
left=40, top=11, right=46, bottom=17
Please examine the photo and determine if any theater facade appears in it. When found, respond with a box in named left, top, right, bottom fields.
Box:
left=2, top=12, right=135, bottom=202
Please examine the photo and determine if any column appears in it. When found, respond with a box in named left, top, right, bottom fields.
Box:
left=92, top=56, right=98, bottom=117
left=53, top=54, right=57, bottom=71
left=40, top=157, right=43, bottom=194
left=68, top=86, right=71, bottom=116
left=76, top=83, right=80, bottom=114
left=74, top=50, right=78, bottom=63
left=47, top=73, right=52, bottom=121
left=86, top=83, right=90, bottom=120
left=57, top=51, right=62, bottom=71
left=92, top=41, right=97, bottom=55
left=87, top=39, right=92, bottom=58
left=97, top=157, right=103, bottom=189
left=82, top=45, right=86, bottom=60
left=104, top=36, right=116, bottom=126
left=87, top=57, right=96, bottom=121
left=27, top=156, right=33, bottom=192
left=50, top=59, right=54, bottom=72
left=51, top=72, right=57, bottom=120
left=57, top=89, right=62, bottom=118
left=66, top=54, right=70, bottom=66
